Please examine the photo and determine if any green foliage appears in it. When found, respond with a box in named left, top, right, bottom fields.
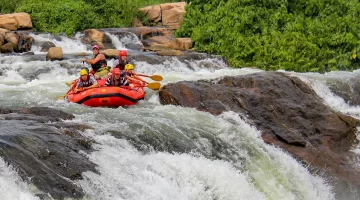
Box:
left=176, top=0, right=360, bottom=72
left=0, top=0, right=24, bottom=14
left=15, top=0, right=180, bottom=36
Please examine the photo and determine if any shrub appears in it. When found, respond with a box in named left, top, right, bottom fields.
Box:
left=176, top=0, right=360, bottom=72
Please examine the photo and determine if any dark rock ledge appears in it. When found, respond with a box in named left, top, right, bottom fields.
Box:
left=159, top=71, right=360, bottom=189
left=0, top=107, right=96, bottom=199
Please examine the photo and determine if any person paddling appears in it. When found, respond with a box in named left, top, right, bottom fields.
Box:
left=74, top=69, right=99, bottom=92
left=124, top=64, right=147, bottom=85
left=81, top=45, right=109, bottom=79
left=105, top=68, right=129, bottom=87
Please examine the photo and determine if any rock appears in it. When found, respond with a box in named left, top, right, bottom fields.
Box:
left=0, top=34, right=4, bottom=47
left=13, top=13, right=33, bottom=30
left=0, top=15, right=18, bottom=30
left=0, top=13, right=32, bottom=30
left=156, top=49, right=184, bottom=56
left=0, top=107, right=96, bottom=199
left=125, top=43, right=143, bottom=51
left=168, top=38, right=192, bottom=50
left=0, top=28, right=9, bottom=36
left=102, top=49, right=119, bottom=59
left=139, top=5, right=161, bottom=22
left=0, top=42, right=14, bottom=53
left=139, top=2, right=186, bottom=29
left=40, top=41, right=56, bottom=52
left=4, top=32, right=19, bottom=49
left=81, top=29, right=112, bottom=49
left=46, top=47, right=63, bottom=61
left=161, top=3, right=186, bottom=29
left=159, top=71, right=360, bottom=187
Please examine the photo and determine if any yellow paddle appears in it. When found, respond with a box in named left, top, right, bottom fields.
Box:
left=144, top=82, right=161, bottom=90
left=138, top=74, right=163, bottom=81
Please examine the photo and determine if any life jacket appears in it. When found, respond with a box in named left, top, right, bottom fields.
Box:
left=109, top=75, right=128, bottom=86
left=78, top=75, right=94, bottom=87
left=115, top=59, right=130, bottom=70
left=91, top=54, right=107, bottom=72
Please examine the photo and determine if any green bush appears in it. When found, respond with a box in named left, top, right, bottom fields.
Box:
left=0, top=0, right=24, bottom=14
left=176, top=0, right=360, bottom=72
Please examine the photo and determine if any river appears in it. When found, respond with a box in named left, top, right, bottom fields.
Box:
left=0, top=31, right=359, bottom=200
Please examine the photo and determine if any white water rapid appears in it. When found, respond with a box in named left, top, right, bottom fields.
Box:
left=0, top=32, right=359, bottom=200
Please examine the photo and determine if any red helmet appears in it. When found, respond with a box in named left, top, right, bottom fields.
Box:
left=92, top=45, right=100, bottom=50
left=119, top=50, right=127, bottom=57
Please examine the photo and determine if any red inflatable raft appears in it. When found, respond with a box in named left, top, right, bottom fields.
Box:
left=66, top=80, right=145, bottom=107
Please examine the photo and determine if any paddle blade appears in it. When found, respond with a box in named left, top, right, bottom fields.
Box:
left=65, top=81, right=72, bottom=87
left=149, top=75, right=163, bottom=81
left=146, top=82, right=161, bottom=90
left=57, top=94, right=67, bottom=100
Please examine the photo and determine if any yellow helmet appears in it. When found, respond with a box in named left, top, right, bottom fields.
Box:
left=80, top=69, right=88, bottom=76
left=125, top=64, right=134, bottom=72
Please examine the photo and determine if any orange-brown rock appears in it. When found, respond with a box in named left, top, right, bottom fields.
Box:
left=168, top=38, right=192, bottom=50
left=139, top=5, right=161, bottom=22
left=82, top=29, right=106, bottom=48
left=13, top=13, right=33, bottom=29
left=0, top=34, right=4, bottom=47
left=139, top=2, right=186, bottom=29
left=4, top=32, right=19, bottom=49
left=0, top=28, right=9, bottom=37
left=161, top=3, right=186, bottom=29
left=0, top=42, right=14, bottom=53
left=102, top=49, right=119, bottom=58
left=0, top=13, right=32, bottom=30
left=46, top=47, right=63, bottom=61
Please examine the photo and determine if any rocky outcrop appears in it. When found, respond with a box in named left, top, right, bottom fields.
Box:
left=81, top=29, right=112, bottom=49
left=0, top=30, right=34, bottom=53
left=139, top=2, right=186, bottom=29
left=159, top=72, right=360, bottom=187
left=0, top=13, right=32, bottom=30
left=89, top=27, right=192, bottom=54
left=0, top=13, right=34, bottom=53
left=0, top=107, right=96, bottom=199
left=142, top=36, right=192, bottom=52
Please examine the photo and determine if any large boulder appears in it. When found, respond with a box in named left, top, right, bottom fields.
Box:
left=0, top=107, right=96, bottom=199
left=0, top=13, right=32, bottom=30
left=140, top=2, right=186, bottom=29
left=46, top=47, right=63, bottom=61
left=81, top=29, right=112, bottom=49
left=159, top=71, right=360, bottom=187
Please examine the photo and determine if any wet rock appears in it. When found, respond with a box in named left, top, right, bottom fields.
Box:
left=159, top=71, right=360, bottom=187
left=125, top=43, right=143, bottom=51
left=40, top=41, right=56, bottom=52
left=0, top=107, right=96, bottom=199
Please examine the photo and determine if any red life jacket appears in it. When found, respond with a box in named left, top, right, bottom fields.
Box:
left=78, top=75, right=93, bottom=87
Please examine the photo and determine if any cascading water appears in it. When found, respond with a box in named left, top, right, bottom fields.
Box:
left=0, top=31, right=359, bottom=200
